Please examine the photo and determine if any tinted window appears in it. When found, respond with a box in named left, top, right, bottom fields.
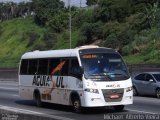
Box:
left=28, top=59, right=38, bottom=75
left=135, top=74, right=146, bottom=81
left=61, top=59, right=69, bottom=76
left=49, top=58, right=60, bottom=75
left=153, top=74, right=160, bottom=82
left=20, top=59, right=28, bottom=74
left=38, top=59, right=48, bottom=75
left=70, top=58, right=82, bottom=79
left=146, top=74, right=154, bottom=81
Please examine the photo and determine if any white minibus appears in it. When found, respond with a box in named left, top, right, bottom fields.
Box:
left=19, top=46, right=133, bottom=113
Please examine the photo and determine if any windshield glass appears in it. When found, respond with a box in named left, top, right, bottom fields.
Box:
left=80, top=53, right=130, bottom=81
left=153, top=74, right=160, bottom=82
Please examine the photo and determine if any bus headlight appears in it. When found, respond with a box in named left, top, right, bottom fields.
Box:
left=126, top=86, right=133, bottom=92
left=84, top=88, right=99, bottom=94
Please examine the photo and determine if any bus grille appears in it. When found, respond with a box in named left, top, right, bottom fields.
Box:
left=102, top=89, right=124, bottom=102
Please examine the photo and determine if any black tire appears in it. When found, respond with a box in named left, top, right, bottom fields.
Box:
left=114, top=105, right=124, bottom=111
left=34, top=92, right=43, bottom=107
left=156, top=88, right=160, bottom=98
left=72, top=97, right=82, bottom=113
left=133, top=86, right=138, bottom=96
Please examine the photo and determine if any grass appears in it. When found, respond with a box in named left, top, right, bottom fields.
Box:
left=0, top=17, right=82, bottom=68
left=0, top=17, right=47, bottom=68
left=54, top=30, right=81, bottom=49
left=124, top=54, right=148, bottom=64
left=124, top=51, right=160, bottom=65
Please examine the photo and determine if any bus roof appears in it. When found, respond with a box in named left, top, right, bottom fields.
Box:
left=21, top=46, right=116, bottom=59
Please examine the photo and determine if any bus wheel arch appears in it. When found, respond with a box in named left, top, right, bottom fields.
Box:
left=70, top=91, right=82, bottom=113
left=33, top=89, right=43, bottom=107
left=133, top=86, right=138, bottom=96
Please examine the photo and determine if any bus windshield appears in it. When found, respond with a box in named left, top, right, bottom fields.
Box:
left=80, top=53, right=130, bottom=81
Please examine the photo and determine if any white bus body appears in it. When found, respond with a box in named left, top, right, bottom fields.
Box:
left=19, top=46, right=133, bottom=112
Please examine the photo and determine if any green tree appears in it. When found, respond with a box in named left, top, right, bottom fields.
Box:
left=80, top=22, right=103, bottom=44
left=94, top=0, right=131, bottom=22
left=86, top=0, right=97, bottom=6
left=130, top=0, right=160, bottom=13
left=145, top=2, right=159, bottom=28
left=47, top=11, right=68, bottom=32
left=72, top=9, right=94, bottom=28
left=32, top=0, right=64, bottom=25
left=104, top=33, right=119, bottom=49
left=0, top=1, right=34, bottom=21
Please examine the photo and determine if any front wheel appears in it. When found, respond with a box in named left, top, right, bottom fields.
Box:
left=156, top=88, right=160, bottom=98
left=72, top=97, right=82, bottom=113
left=114, top=105, right=124, bottom=111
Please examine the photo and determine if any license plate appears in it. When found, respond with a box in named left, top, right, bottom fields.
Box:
left=110, top=94, right=119, bottom=99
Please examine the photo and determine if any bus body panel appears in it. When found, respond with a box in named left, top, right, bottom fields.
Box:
left=19, top=75, right=83, bottom=105
left=81, top=78, right=133, bottom=107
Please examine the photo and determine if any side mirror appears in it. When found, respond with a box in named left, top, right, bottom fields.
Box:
left=128, top=68, right=132, bottom=75
left=80, top=66, right=84, bottom=74
left=76, top=67, right=84, bottom=80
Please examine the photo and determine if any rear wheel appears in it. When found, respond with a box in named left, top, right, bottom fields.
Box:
left=34, top=92, right=43, bottom=107
left=156, top=88, right=160, bottom=98
left=114, top=105, right=124, bottom=111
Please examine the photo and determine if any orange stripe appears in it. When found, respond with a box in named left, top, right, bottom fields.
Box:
left=44, top=61, right=66, bottom=95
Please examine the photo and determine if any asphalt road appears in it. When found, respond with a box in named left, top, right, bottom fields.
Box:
left=0, top=81, right=160, bottom=120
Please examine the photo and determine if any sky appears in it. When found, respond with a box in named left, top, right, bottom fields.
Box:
left=62, top=0, right=87, bottom=7
left=0, top=0, right=87, bottom=7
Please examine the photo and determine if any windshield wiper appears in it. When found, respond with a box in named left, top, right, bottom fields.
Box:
left=91, top=73, right=106, bottom=76
left=90, top=73, right=112, bottom=81
left=109, top=73, right=130, bottom=79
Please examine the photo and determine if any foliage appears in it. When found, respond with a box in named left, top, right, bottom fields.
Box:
left=0, top=1, right=34, bottom=21
left=32, top=0, right=64, bottom=25
left=94, top=0, right=131, bottom=22
left=79, top=21, right=103, bottom=45
left=104, top=33, right=119, bottom=49
left=43, top=32, right=57, bottom=49
left=72, top=8, right=94, bottom=28
left=86, top=0, right=97, bottom=6
left=145, top=2, right=159, bottom=28
left=23, top=31, right=39, bottom=47
left=103, top=21, right=134, bottom=51
left=47, top=11, right=68, bottom=33
left=0, top=17, right=47, bottom=68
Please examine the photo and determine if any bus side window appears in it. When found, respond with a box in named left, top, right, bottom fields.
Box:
left=49, top=58, right=61, bottom=75
left=61, top=59, right=69, bottom=76
left=70, top=59, right=82, bottom=79
left=28, top=59, right=38, bottom=75
left=20, top=59, right=28, bottom=75
left=38, top=59, right=48, bottom=75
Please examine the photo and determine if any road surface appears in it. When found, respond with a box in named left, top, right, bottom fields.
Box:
left=0, top=81, right=160, bottom=120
